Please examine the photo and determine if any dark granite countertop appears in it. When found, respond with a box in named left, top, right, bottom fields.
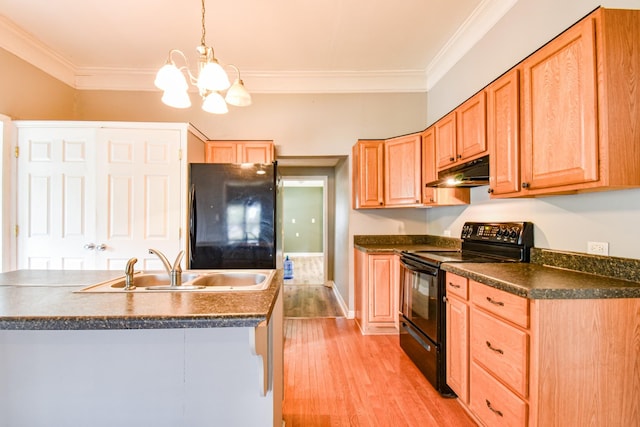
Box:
left=441, top=262, right=640, bottom=299
left=355, top=243, right=458, bottom=253
left=0, top=269, right=282, bottom=330
left=354, top=234, right=461, bottom=253
left=354, top=235, right=640, bottom=300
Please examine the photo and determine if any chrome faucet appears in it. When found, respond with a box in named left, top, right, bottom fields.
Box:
left=124, top=257, right=138, bottom=290
left=148, top=249, right=184, bottom=287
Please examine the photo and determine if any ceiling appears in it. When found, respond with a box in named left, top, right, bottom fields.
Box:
left=0, top=0, right=517, bottom=93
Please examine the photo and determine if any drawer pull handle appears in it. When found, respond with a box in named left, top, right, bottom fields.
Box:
left=448, top=282, right=461, bottom=289
left=486, top=297, right=505, bottom=306
left=486, top=341, right=504, bottom=355
left=486, top=399, right=504, bottom=417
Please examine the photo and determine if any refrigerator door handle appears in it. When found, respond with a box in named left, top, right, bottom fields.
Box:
left=189, top=184, right=197, bottom=260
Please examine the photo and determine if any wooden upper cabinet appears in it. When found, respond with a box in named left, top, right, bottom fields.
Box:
left=384, top=134, right=422, bottom=207
left=456, top=91, right=487, bottom=162
left=488, top=68, right=521, bottom=197
left=521, top=15, right=598, bottom=191
left=421, top=128, right=437, bottom=204
left=422, top=128, right=470, bottom=206
left=205, top=141, right=236, bottom=163
left=353, top=139, right=385, bottom=208
left=516, top=7, right=640, bottom=195
left=435, top=111, right=457, bottom=170
left=435, top=91, right=487, bottom=172
left=205, top=140, right=274, bottom=163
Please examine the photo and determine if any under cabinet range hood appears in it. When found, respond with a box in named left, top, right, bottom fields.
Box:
left=426, top=155, right=489, bottom=188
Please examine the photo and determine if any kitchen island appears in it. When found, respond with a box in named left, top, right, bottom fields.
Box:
left=0, top=269, right=283, bottom=427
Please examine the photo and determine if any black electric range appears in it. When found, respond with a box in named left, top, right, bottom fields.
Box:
left=398, top=222, right=534, bottom=396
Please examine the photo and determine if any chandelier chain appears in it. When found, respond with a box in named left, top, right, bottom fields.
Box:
left=200, top=0, right=206, bottom=47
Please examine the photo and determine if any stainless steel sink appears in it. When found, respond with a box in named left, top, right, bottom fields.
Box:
left=76, top=270, right=274, bottom=293
left=191, top=272, right=268, bottom=289
left=108, top=273, right=202, bottom=289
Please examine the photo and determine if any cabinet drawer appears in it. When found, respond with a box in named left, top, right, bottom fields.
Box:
left=445, top=273, right=468, bottom=300
left=471, top=281, right=528, bottom=328
left=471, top=308, right=528, bottom=397
left=470, top=362, right=528, bottom=427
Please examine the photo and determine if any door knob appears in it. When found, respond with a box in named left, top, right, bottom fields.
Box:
left=95, top=244, right=107, bottom=251
left=83, top=243, right=96, bottom=250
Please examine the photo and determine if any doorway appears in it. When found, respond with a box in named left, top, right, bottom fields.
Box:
left=281, top=177, right=327, bottom=285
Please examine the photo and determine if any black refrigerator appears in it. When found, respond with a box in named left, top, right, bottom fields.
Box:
left=189, top=162, right=278, bottom=269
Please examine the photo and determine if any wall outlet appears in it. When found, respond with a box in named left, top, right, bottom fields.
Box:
left=587, top=241, right=609, bottom=256
left=443, top=230, right=451, bottom=237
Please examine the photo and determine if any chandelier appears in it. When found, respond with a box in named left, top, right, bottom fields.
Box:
left=154, top=0, right=251, bottom=114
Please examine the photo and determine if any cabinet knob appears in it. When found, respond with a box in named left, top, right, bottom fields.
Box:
left=487, top=188, right=494, bottom=194
left=449, top=157, right=455, bottom=162
left=456, top=154, right=462, bottom=159
left=83, top=243, right=95, bottom=250
left=95, top=243, right=107, bottom=252
left=522, top=182, right=530, bottom=189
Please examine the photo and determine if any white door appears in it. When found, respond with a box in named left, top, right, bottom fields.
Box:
left=17, top=127, right=98, bottom=269
left=95, top=127, right=183, bottom=271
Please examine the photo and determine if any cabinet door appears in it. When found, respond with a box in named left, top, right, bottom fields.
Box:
left=384, top=134, right=421, bottom=206
left=355, top=140, right=384, bottom=208
left=95, top=128, right=182, bottom=270
left=457, top=91, right=487, bottom=161
left=205, top=141, right=237, bottom=163
left=241, top=142, right=274, bottom=163
left=488, top=68, right=521, bottom=196
left=17, top=127, right=98, bottom=269
left=446, top=295, right=469, bottom=403
left=435, top=111, right=457, bottom=170
left=521, top=16, right=598, bottom=191
left=421, top=128, right=437, bottom=204
left=367, top=254, right=397, bottom=324
left=422, top=128, right=471, bottom=206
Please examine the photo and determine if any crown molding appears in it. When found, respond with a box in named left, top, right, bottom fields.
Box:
left=0, top=15, right=77, bottom=87
left=426, top=0, right=518, bottom=90
left=75, top=68, right=429, bottom=93
left=1, top=1, right=517, bottom=94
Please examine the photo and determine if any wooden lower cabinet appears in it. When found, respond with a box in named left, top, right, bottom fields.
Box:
left=354, top=249, right=399, bottom=335
left=445, top=272, right=470, bottom=403
left=446, top=273, right=640, bottom=426
left=470, top=362, right=528, bottom=427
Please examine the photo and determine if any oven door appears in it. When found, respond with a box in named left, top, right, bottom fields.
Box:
left=399, top=256, right=440, bottom=342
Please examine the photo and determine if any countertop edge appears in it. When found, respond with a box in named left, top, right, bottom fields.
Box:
left=441, top=263, right=640, bottom=300
left=0, top=269, right=283, bottom=331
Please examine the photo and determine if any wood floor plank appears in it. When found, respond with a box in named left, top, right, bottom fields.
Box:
left=283, top=318, right=476, bottom=427
left=284, top=285, right=343, bottom=318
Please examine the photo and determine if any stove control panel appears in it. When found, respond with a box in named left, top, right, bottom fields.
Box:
left=461, top=222, right=534, bottom=246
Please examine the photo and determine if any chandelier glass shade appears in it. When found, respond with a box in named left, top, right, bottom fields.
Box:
left=154, top=0, right=251, bottom=114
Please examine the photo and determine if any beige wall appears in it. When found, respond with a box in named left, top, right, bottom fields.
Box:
left=0, top=49, right=76, bottom=120
left=76, top=90, right=428, bottom=157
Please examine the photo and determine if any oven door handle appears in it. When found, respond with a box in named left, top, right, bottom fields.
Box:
left=402, top=321, right=432, bottom=352
left=400, top=259, right=439, bottom=276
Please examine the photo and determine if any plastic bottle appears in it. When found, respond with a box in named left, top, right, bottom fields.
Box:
left=283, top=256, right=294, bottom=279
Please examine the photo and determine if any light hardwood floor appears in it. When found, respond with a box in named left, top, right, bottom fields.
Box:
left=284, top=254, right=325, bottom=285
left=283, top=318, right=476, bottom=426
left=284, top=285, right=343, bottom=318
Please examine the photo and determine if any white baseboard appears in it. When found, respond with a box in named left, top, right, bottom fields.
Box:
left=330, top=281, right=353, bottom=318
